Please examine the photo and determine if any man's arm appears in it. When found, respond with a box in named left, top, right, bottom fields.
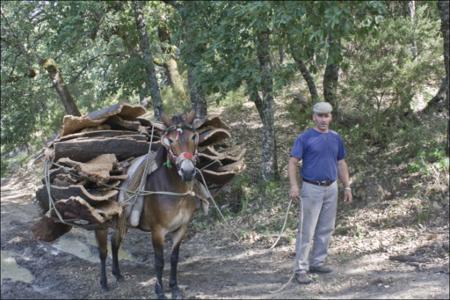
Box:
left=288, top=157, right=300, bottom=199
left=338, top=159, right=352, bottom=203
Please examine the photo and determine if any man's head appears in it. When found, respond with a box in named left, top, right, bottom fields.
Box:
left=312, top=102, right=333, bottom=132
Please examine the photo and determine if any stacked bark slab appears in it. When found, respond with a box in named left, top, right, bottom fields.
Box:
left=32, top=103, right=245, bottom=241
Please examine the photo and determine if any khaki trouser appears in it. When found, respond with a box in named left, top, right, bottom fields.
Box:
left=294, top=181, right=338, bottom=273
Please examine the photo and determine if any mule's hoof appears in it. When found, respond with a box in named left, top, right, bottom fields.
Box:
left=115, top=274, right=124, bottom=282
left=113, top=271, right=124, bottom=282
left=172, top=290, right=184, bottom=299
left=101, top=283, right=109, bottom=291
left=171, top=287, right=184, bottom=299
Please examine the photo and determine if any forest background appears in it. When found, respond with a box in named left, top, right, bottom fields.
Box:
left=1, top=2, right=448, bottom=297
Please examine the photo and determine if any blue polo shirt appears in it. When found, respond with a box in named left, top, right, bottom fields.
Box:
left=290, top=128, right=346, bottom=182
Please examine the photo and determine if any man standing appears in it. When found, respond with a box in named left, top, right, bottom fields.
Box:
left=288, top=102, right=352, bottom=284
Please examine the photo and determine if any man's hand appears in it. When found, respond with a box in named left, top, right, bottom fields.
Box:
left=343, top=189, right=352, bottom=203
left=290, top=186, right=300, bottom=200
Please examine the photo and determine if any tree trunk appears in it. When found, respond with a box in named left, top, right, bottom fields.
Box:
left=291, top=48, right=320, bottom=103
left=279, top=46, right=285, bottom=65
left=157, top=23, right=187, bottom=100
left=408, top=1, right=418, bottom=59
left=132, top=1, right=163, bottom=120
left=254, top=30, right=279, bottom=181
left=188, top=67, right=207, bottom=119
left=41, top=59, right=80, bottom=116
left=180, top=2, right=208, bottom=119
left=289, top=43, right=320, bottom=103
left=323, top=34, right=341, bottom=109
left=423, top=0, right=449, bottom=113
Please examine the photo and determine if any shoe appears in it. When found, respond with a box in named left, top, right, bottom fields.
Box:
left=309, top=265, right=333, bottom=273
left=295, top=272, right=313, bottom=284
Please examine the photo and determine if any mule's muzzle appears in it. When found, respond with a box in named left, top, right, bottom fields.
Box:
left=177, top=157, right=196, bottom=182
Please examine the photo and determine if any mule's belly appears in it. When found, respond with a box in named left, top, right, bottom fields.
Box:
left=166, top=208, right=193, bottom=232
left=138, top=196, right=196, bottom=233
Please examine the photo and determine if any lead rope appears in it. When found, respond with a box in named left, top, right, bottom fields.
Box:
left=268, top=196, right=297, bottom=294
left=195, top=167, right=241, bottom=241
left=269, top=197, right=294, bottom=249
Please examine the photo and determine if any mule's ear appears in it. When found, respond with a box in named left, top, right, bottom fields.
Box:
left=160, top=112, right=172, bottom=127
left=185, top=110, right=196, bottom=125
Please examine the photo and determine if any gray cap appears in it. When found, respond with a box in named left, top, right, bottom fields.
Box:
left=313, top=102, right=333, bottom=114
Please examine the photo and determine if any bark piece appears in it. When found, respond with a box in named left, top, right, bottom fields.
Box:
left=197, top=153, right=223, bottom=171
left=105, top=115, right=143, bottom=131
left=94, top=201, right=123, bottom=220
left=32, top=216, right=72, bottom=242
left=86, top=103, right=146, bottom=121
left=52, top=173, right=82, bottom=186
left=202, top=146, right=246, bottom=162
left=200, top=169, right=236, bottom=186
left=199, top=128, right=231, bottom=146
left=57, top=130, right=138, bottom=142
left=35, top=184, right=119, bottom=212
left=41, top=166, right=75, bottom=185
left=80, top=124, right=111, bottom=132
left=194, top=115, right=231, bottom=131
left=142, top=119, right=167, bottom=132
left=61, top=103, right=146, bottom=136
left=60, top=115, right=107, bottom=137
left=53, top=137, right=160, bottom=162
left=217, top=159, right=245, bottom=173
left=54, top=196, right=105, bottom=224
left=57, top=154, right=118, bottom=182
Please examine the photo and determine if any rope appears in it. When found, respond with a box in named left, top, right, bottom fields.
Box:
left=44, top=159, right=68, bottom=224
left=269, top=196, right=293, bottom=249
left=267, top=195, right=297, bottom=294
left=195, top=167, right=241, bottom=241
left=269, top=273, right=295, bottom=294
left=127, top=124, right=156, bottom=207
left=200, top=158, right=221, bottom=170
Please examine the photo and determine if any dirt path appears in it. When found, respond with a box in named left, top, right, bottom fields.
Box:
left=1, top=175, right=448, bottom=299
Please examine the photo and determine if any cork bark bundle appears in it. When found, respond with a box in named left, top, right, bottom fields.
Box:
left=32, top=103, right=245, bottom=242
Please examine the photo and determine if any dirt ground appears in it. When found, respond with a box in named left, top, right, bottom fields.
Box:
left=1, top=170, right=449, bottom=300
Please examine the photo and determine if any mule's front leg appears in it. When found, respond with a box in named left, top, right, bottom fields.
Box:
left=95, top=229, right=109, bottom=290
left=170, top=226, right=187, bottom=299
left=111, top=230, right=124, bottom=281
left=152, top=232, right=166, bottom=299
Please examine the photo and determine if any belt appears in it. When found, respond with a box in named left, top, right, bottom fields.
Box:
left=303, top=178, right=335, bottom=186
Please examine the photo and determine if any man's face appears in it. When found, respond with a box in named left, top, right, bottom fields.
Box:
left=313, top=113, right=332, bottom=132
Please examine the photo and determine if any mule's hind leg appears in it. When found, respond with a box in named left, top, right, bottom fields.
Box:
left=95, top=229, right=109, bottom=290
left=169, top=225, right=188, bottom=300
left=152, top=229, right=166, bottom=299
left=111, top=230, right=124, bottom=281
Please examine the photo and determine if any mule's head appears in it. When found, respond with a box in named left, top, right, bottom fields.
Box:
left=160, top=110, right=199, bottom=182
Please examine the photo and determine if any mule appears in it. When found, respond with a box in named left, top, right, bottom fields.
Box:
left=94, top=111, right=200, bottom=299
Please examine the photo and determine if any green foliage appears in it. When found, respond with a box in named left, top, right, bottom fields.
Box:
left=340, top=2, right=443, bottom=117
left=0, top=1, right=177, bottom=166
